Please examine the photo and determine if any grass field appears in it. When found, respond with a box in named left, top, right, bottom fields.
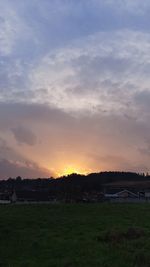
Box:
left=0, top=204, right=150, bottom=267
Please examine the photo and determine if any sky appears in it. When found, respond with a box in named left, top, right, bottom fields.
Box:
left=0, top=0, right=150, bottom=178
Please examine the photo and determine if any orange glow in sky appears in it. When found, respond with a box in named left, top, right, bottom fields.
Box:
left=56, top=164, right=90, bottom=177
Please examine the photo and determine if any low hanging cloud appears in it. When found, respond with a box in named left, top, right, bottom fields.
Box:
left=0, top=158, right=51, bottom=179
left=0, top=137, right=53, bottom=179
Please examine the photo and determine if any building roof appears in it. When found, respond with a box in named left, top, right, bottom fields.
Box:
left=105, top=189, right=138, bottom=198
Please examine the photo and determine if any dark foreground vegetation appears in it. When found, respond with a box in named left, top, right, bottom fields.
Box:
left=1, top=172, right=150, bottom=203
left=1, top=204, right=150, bottom=267
left=3, top=171, right=149, bottom=194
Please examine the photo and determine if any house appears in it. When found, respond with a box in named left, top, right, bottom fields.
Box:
left=104, top=189, right=138, bottom=202
left=116, top=190, right=138, bottom=198
left=105, top=189, right=138, bottom=198
left=144, top=191, right=150, bottom=199
left=137, top=191, right=150, bottom=200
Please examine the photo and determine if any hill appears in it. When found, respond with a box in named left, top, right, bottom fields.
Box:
left=0, top=171, right=149, bottom=197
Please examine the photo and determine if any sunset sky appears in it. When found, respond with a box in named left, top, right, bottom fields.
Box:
left=0, top=0, right=150, bottom=178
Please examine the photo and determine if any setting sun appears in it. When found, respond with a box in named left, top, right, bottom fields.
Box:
left=57, top=165, right=89, bottom=177
left=63, top=166, right=80, bottom=175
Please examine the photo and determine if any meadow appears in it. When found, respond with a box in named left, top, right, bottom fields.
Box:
left=0, top=204, right=150, bottom=267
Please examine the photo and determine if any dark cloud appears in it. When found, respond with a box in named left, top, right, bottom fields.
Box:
left=0, top=137, right=26, bottom=161
left=11, top=126, right=37, bottom=146
left=0, top=159, right=51, bottom=179
left=0, top=137, right=53, bottom=178
left=0, top=102, right=74, bottom=128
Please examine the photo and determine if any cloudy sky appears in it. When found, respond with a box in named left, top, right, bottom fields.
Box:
left=0, top=0, right=150, bottom=178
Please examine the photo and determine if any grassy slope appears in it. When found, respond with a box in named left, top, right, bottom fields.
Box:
left=0, top=204, right=150, bottom=267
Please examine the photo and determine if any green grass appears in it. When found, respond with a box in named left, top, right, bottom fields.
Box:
left=0, top=204, right=150, bottom=267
